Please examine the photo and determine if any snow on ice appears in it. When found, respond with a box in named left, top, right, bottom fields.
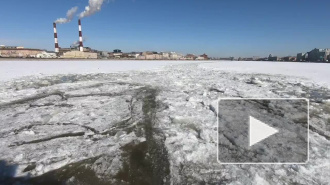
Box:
left=0, top=60, right=329, bottom=184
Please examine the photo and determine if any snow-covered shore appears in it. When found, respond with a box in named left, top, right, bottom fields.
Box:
left=0, top=61, right=329, bottom=184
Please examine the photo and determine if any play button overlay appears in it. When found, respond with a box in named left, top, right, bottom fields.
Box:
left=249, top=116, right=279, bottom=147
left=217, top=98, right=309, bottom=164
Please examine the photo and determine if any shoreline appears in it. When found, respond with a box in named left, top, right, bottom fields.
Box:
left=0, top=58, right=329, bottom=63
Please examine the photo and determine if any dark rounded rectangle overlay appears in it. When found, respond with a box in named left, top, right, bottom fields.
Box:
left=217, top=98, right=309, bottom=164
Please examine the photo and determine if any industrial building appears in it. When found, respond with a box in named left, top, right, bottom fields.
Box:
left=52, top=19, right=97, bottom=59
left=36, top=51, right=57, bottom=58
left=60, top=51, right=97, bottom=59
left=0, top=46, right=43, bottom=58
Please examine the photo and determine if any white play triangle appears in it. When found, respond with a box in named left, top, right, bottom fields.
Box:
left=249, top=116, right=279, bottom=147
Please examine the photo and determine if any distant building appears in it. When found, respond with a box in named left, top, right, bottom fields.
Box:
left=238, top=57, right=253, bottom=61
left=36, top=51, right=57, bottom=58
left=111, top=49, right=123, bottom=58
left=84, top=47, right=94, bottom=52
left=253, top=56, right=260, bottom=61
left=178, top=53, right=184, bottom=60
left=141, top=51, right=155, bottom=60
left=0, top=47, right=42, bottom=58
left=283, top=56, right=296, bottom=62
left=155, top=54, right=163, bottom=60
left=137, top=55, right=146, bottom=60
left=100, top=51, right=109, bottom=58
left=297, top=53, right=307, bottom=62
left=135, top=51, right=183, bottom=60
left=268, top=54, right=279, bottom=61
left=113, top=49, right=122, bottom=53
left=0, top=45, right=22, bottom=49
left=184, top=54, right=197, bottom=60
left=160, top=52, right=170, bottom=60
left=146, top=54, right=155, bottom=60
left=58, top=47, right=98, bottom=56
left=197, top=54, right=209, bottom=60
left=307, top=48, right=330, bottom=62
left=61, top=51, right=97, bottom=59
left=59, top=48, right=72, bottom=54
left=127, top=52, right=141, bottom=59
left=169, top=52, right=181, bottom=60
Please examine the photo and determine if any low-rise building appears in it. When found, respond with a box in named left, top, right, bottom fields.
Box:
left=137, top=55, right=146, bottom=60
left=238, top=57, right=253, bottom=61
left=113, top=49, right=122, bottom=53
left=139, top=51, right=161, bottom=60
left=160, top=52, right=170, bottom=60
left=155, top=54, right=163, bottom=60
left=0, top=45, right=23, bottom=49
left=141, top=51, right=154, bottom=60
left=283, top=56, right=296, bottom=62
left=197, top=54, right=209, bottom=60
left=170, top=52, right=184, bottom=60
left=36, top=51, right=57, bottom=58
left=111, top=49, right=123, bottom=58
left=184, top=54, right=197, bottom=60
left=128, top=52, right=142, bottom=59
left=169, top=52, right=179, bottom=60
left=253, top=56, right=260, bottom=61
left=61, top=51, right=98, bottom=59
left=0, top=48, right=42, bottom=58
left=100, top=51, right=110, bottom=58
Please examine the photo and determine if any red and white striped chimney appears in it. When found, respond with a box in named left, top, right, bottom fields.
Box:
left=53, top=23, right=59, bottom=53
left=78, top=19, right=84, bottom=52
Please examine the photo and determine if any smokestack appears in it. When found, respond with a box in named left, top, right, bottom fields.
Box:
left=53, top=22, right=59, bottom=53
left=78, top=19, right=84, bottom=52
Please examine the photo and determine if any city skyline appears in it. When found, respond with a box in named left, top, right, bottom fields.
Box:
left=0, top=0, right=330, bottom=57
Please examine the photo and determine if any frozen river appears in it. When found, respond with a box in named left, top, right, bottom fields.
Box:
left=1, top=60, right=329, bottom=87
left=0, top=60, right=329, bottom=184
left=0, top=60, right=202, bottom=82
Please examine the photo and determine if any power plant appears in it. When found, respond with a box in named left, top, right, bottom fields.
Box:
left=53, top=19, right=97, bottom=59
left=78, top=19, right=84, bottom=52
left=53, top=23, right=60, bottom=53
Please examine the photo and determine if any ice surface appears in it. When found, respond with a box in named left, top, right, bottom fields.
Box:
left=0, top=60, right=329, bottom=184
left=0, top=60, right=202, bottom=82
left=200, top=61, right=330, bottom=87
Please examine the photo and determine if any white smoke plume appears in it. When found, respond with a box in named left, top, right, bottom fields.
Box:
left=71, top=37, right=87, bottom=48
left=55, top=6, right=79, bottom=24
left=79, top=0, right=106, bottom=18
